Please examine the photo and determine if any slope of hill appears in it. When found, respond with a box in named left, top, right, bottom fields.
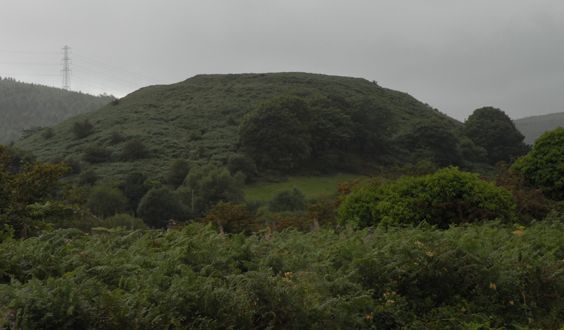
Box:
left=0, top=77, right=113, bottom=143
left=514, top=112, right=564, bottom=144
left=16, top=72, right=481, bottom=181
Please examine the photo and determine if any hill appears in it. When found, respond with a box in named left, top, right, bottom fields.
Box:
left=0, top=77, right=113, bottom=143
left=15, top=72, right=484, bottom=181
left=514, top=112, right=564, bottom=144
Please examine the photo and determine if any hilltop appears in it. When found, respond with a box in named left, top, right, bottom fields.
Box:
left=16, top=72, right=485, bottom=181
left=514, top=112, right=564, bottom=144
left=0, top=77, right=113, bottom=143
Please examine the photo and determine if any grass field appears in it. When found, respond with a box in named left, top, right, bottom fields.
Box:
left=243, top=173, right=364, bottom=201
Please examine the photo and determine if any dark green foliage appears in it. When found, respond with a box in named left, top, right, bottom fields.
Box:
left=240, top=97, right=311, bottom=171
left=99, top=213, right=146, bottom=230
left=180, top=165, right=245, bottom=216
left=402, top=120, right=464, bottom=166
left=72, top=120, right=95, bottom=139
left=268, top=188, right=307, bottom=212
left=137, top=187, right=188, bottom=227
left=86, top=186, right=127, bottom=218
left=0, top=77, right=111, bottom=144
left=512, top=127, right=564, bottom=200
left=108, top=131, right=126, bottom=145
left=16, top=73, right=479, bottom=181
left=120, top=139, right=150, bottom=161
left=0, top=222, right=561, bottom=329
left=227, top=154, right=257, bottom=182
left=165, top=159, right=190, bottom=188
left=465, top=107, right=529, bottom=164
left=82, top=146, right=112, bottom=163
left=119, top=172, right=149, bottom=214
left=78, top=170, right=98, bottom=186
left=339, top=167, right=517, bottom=228
left=0, top=146, right=69, bottom=237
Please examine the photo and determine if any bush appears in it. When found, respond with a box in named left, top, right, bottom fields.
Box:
left=203, top=202, right=255, bottom=233
left=339, top=167, right=517, bottom=228
left=72, top=120, right=94, bottom=139
left=86, top=185, right=127, bottom=218
left=41, top=128, right=54, bottom=140
left=82, top=146, right=112, bottom=163
left=227, top=154, right=257, bottom=182
left=108, top=131, right=126, bottom=145
left=137, top=187, right=188, bottom=228
left=512, top=127, right=564, bottom=200
left=120, top=139, right=149, bottom=161
left=119, top=172, right=149, bottom=214
left=78, top=170, right=98, bottom=186
left=268, top=188, right=306, bottom=212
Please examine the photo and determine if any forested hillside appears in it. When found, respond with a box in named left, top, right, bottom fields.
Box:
left=0, top=77, right=113, bottom=143
left=16, top=72, right=488, bottom=182
left=514, top=112, right=564, bottom=144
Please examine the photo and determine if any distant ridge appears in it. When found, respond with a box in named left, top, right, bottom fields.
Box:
left=0, top=77, right=112, bottom=143
left=514, top=112, right=564, bottom=144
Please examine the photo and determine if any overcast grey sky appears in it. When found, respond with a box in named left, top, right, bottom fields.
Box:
left=1, top=0, right=563, bottom=120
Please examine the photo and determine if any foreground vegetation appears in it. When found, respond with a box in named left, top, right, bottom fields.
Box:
left=1, top=221, right=562, bottom=329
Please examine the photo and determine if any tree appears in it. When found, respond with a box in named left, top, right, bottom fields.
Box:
left=137, top=187, right=188, bottom=228
left=86, top=185, right=127, bottom=218
left=465, top=107, right=529, bottom=164
left=165, top=159, right=190, bottom=188
left=180, top=165, right=245, bottom=216
left=402, top=120, right=463, bottom=167
left=120, top=172, right=149, bottom=214
left=512, top=127, right=564, bottom=200
left=239, top=97, right=311, bottom=171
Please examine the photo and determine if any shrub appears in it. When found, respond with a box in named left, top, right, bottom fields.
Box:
left=203, top=202, right=255, bottom=233
left=72, top=120, right=94, bottom=139
left=268, top=188, right=306, bottom=212
left=78, top=170, right=98, bottom=186
left=227, top=154, right=257, bottom=182
left=119, top=172, right=149, bottom=214
left=137, top=187, right=188, bottom=228
left=86, top=185, right=127, bottom=218
left=120, top=139, right=149, bottom=161
left=82, top=146, right=112, bottom=163
left=512, top=127, right=564, bottom=200
left=41, top=128, right=54, bottom=139
left=165, top=159, right=190, bottom=188
left=339, top=167, right=517, bottom=228
left=108, top=131, right=126, bottom=145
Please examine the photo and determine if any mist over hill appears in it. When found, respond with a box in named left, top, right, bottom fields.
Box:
left=0, top=77, right=113, bottom=144
left=16, top=72, right=487, bottom=180
left=514, top=112, right=564, bottom=144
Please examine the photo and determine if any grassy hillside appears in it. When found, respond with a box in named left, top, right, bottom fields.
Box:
left=16, top=72, right=472, bottom=181
left=0, top=77, right=113, bottom=144
left=514, top=112, right=564, bottom=144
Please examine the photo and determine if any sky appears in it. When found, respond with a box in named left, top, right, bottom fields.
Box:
left=1, top=0, right=563, bottom=120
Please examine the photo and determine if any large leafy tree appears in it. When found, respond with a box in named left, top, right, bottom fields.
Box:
left=239, top=97, right=311, bottom=171
left=465, top=107, right=529, bottom=164
left=512, top=127, right=564, bottom=200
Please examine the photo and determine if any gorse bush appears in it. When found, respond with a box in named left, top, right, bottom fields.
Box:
left=0, top=222, right=561, bottom=329
left=339, top=167, right=517, bottom=228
